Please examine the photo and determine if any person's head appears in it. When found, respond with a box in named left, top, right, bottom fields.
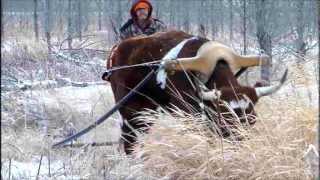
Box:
left=130, top=0, right=153, bottom=21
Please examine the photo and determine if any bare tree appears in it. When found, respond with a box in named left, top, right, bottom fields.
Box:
left=198, top=0, right=207, bottom=37
left=67, top=0, right=72, bottom=49
left=182, top=2, right=190, bottom=33
left=243, top=0, right=247, bottom=55
left=116, top=0, right=122, bottom=28
left=169, top=0, right=174, bottom=27
left=318, top=0, right=320, bottom=62
left=98, top=0, right=102, bottom=30
left=33, top=0, right=39, bottom=41
left=229, top=0, right=233, bottom=40
left=255, top=0, right=272, bottom=84
left=1, top=0, right=3, bottom=39
left=77, top=1, right=82, bottom=41
left=210, top=0, right=217, bottom=40
left=44, top=0, right=52, bottom=55
left=296, top=0, right=307, bottom=58
left=219, top=0, right=224, bottom=35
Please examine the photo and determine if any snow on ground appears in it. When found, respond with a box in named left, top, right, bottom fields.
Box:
left=24, top=83, right=122, bottom=142
left=2, top=83, right=126, bottom=179
left=1, top=156, right=67, bottom=180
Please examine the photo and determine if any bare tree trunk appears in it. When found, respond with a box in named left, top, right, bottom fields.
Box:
left=67, top=0, right=72, bottom=49
left=198, top=0, right=206, bottom=37
left=199, top=24, right=207, bottom=38
left=183, top=2, right=190, bottom=33
left=318, top=0, right=320, bottom=63
left=296, top=0, right=306, bottom=59
left=229, top=0, right=233, bottom=41
left=33, top=0, right=39, bottom=41
left=1, top=0, right=3, bottom=39
left=243, top=0, right=247, bottom=55
left=116, top=0, right=122, bottom=28
left=77, top=1, right=82, bottom=41
left=169, top=0, right=174, bottom=26
left=255, top=0, right=272, bottom=84
left=44, top=0, right=52, bottom=55
left=317, top=0, right=320, bottom=92
left=98, top=0, right=102, bottom=30
left=243, top=0, right=249, bottom=85
left=211, top=1, right=217, bottom=40
left=219, top=0, right=224, bottom=35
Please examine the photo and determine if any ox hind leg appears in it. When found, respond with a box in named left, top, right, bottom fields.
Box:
left=119, top=99, right=158, bottom=155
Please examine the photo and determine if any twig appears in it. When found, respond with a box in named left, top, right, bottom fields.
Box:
left=59, top=34, right=98, bottom=51
left=48, top=149, right=51, bottom=177
left=36, top=154, right=43, bottom=180
left=8, top=158, right=11, bottom=180
left=84, top=48, right=109, bottom=53
left=16, top=79, right=107, bottom=92
left=60, top=141, right=119, bottom=148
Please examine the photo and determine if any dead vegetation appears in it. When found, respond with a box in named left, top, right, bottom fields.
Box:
left=132, top=58, right=318, bottom=180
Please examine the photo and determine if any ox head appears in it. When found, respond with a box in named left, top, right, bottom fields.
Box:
left=199, top=61, right=288, bottom=126
left=162, top=40, right=288, bottom=136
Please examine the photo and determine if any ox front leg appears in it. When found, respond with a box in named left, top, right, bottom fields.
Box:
left=119, top=100, right=157, bottom=155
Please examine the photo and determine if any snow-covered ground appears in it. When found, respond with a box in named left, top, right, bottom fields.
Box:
left=2, top=156, right=66, bottom=180
left=23, top=84, right=123, bottom=142
left=2, top=83, right=129, bottom=179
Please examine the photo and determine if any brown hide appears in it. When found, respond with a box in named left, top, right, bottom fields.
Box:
left=108, top=31, right=258, bottom=154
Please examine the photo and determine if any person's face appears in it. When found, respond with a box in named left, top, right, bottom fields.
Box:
left=136, top=8, right=149, bottom=21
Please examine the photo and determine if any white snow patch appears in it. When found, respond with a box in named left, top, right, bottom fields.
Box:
left=1, top=156, right=67, bottom=179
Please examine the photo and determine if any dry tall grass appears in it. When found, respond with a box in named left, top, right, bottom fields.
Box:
left=133, top=60, right=318, bottom=180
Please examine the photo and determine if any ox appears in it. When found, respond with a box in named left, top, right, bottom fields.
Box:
left=105, top=30, right=287, bottom=154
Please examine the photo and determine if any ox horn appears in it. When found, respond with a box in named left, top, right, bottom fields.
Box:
left=255, top=68, right=288, bottom=97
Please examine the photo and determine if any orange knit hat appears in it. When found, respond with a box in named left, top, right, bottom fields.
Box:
left=130, top=0, right=153, bottom=20
left=134, top=2, right=150, bottom=12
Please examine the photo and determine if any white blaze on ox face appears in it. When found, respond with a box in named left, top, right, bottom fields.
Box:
left=229, top=99, right=250, bottom=110
left=157, top=37, right=198, bottom=89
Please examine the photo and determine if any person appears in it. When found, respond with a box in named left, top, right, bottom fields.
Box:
left=119, top=0, right=166, bottom=40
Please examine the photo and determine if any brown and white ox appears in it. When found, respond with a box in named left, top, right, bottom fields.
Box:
left=104, top=30, right=287, bottom=154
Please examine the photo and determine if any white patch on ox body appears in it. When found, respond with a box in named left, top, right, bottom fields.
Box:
left=229, top=99, right=250, bottom=110
left=156, top=37, right=198, bottom=89
left=201, top=89, right=222, bottom=100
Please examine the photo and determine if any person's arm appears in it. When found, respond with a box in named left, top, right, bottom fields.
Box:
left=120, top=28, right=129, bottom=40
left=154, top=19, right=167, bottom=32
left=119, top=19, right=134, bottom=40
